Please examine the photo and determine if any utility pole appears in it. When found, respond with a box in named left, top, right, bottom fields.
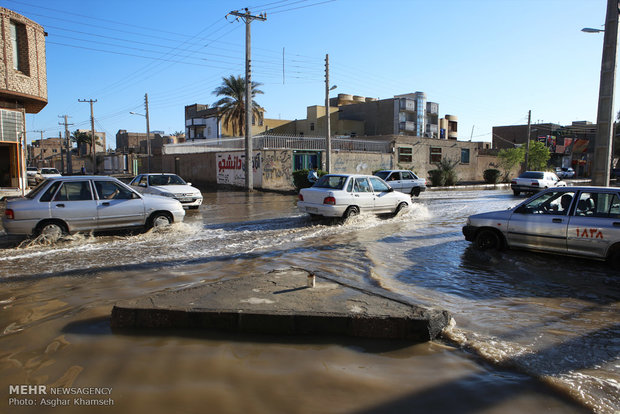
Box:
left=228, top=8, right=266, bottom=191
left=145, top=93, right=151, bottom=174
left=79, top=99, right=97, bottom=174
left=592, top=0, right=619, bottom=186
left=58, top=132, right=65, bottom=174
left=58, top=115, right=73, bottom=174
left=525, top=110, right=531, bottom=170
left=325, top=54, right=331, bottom=173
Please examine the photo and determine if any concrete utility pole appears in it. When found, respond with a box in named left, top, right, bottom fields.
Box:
left=58, top=115, right=73, bottom=174
left=58, top=132, right=65, bottom=174
left=145, top=93, right=151, bottom=173
left=325, top=54, right=331, bottom=173
left=525, top=110, right=531, bottom=170
left=79, top=99, right=97, bottom=174
left=592, top=0, right=619, bottom=186
left=228, top=8, right=266, bottom=191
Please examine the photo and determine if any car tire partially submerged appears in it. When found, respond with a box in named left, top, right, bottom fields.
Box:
left=474, top=229, right=503, bottom=251
left=37, top=221, right=67, bottom=243
left=149, top=212, right=172, bottom=229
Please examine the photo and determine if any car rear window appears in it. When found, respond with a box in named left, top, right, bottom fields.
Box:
left=314, top=175, right=347, bottom=190
left=520, top=172, right=544, bottom=179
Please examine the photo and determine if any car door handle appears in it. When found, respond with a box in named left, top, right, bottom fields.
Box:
left=614, top=222, right=620, bottom=227
left=102, top=202, right=110, bottom=206
left=55, top=204, right=65, bottom=208
left=552, top=218, right=563, bottom=223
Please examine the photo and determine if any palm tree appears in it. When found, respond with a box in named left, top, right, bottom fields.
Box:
left=212, top=75, right=264, bottom=137
left=71, top=130, right=101, bottom=155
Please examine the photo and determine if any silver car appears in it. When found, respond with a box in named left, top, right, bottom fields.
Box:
left=462, top=187, right=620, bottom=268
left=374, top=170, right=427, bottom=197
left=2, top=176, right=185, bottom=242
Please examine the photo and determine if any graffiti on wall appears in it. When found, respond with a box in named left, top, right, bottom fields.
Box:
left=216, top=151, right=262, bottom=187
left=332, top=153, right=391, bottom=174
left=262, top=150, right=292, bottom=187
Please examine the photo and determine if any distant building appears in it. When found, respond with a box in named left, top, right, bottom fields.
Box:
left=0, top=7, right=47, bottom=192
left=492, top=121, right=603, bottom=177
left=75, top=129, right=106, bottom=156
left=184, top=104, right=291, bottom=139
left=30, top=137, right=63, bottom=164
left=268, top=92, right=458, bottom=140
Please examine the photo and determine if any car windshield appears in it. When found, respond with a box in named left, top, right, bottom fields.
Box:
left=41, top=168, right=59, bottom=174
left=314, top=175, right=347, bottom=190
left=519, top=171, right=544, bottom=179
left=148, top=175, right=186, bottom=186
left=374, top=171, right=389, bottom=180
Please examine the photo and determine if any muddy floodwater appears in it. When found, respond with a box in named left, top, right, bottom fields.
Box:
left=0, top=189, right=617, bottom=414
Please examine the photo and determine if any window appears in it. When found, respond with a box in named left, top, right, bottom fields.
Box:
left=398, top=147, right=412, bottom=163
left=94, top=181, right=134, bottom=200
left=518, top=190, right=575, bottom=216
left=430, top=147, right=442, bottom=163
left=39, top=182, right=62, bottom=202
left=353, top=178, right=371, bottom=193
left=401, top=171, right=415, bottom=180
left=575, top=192, right=620, bottom=218
left=461, top=148, right=470, bottom=164
left=0, top=109, right=23, bottom=142
left=310, top=123, right=315, bottom=131
left=54, top=181, right=93, bottom=201
left=10, top=21, right=28, bottom=74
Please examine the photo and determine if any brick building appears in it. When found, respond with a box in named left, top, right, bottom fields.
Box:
left=0, top=7, right=47, bottom=193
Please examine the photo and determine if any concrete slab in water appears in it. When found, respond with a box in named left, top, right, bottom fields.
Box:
left=111, top=269, right=450, bottom=341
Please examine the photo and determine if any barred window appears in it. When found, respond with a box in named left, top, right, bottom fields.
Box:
left=430, top=147, right=442, bottom=163
left=398, top=147, right=412, bottom=163
left=0, top=109, right=24, bottom=142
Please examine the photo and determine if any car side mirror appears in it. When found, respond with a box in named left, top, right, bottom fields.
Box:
left=386, top=187, right=394, bottom=192
left=139, top=183, right=146, bottom=187
left=514, top=205, right=526, bottom=214
left=187, top=182, right=192, bottom=186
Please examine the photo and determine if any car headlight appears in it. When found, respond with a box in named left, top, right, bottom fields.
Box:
left=160, top=192, right=175, bottom=198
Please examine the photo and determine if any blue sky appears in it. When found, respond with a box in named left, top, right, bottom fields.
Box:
left=5, top=0, right=610, bottom=147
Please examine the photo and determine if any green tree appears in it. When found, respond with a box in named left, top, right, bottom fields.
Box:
left=212, top=75, right=264, bottom=137
left=428, top=158, right=459, bottom=186
left=527, top=140, right=551, bottom=171
left=497, top=147, right=524, bottom=182
left=70, top=130, right=100, bottom=146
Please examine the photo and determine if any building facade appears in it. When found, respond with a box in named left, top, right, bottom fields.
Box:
left=0, top=7, right=47, bottom=193
left=184, top=103, right=291, bottom=140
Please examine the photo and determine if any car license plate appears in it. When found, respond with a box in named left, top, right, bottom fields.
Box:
left=178, top=198, right=192, bottom=202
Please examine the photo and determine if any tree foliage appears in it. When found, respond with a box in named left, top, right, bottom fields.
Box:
left=527, top=140, right=551, bottom=171
left=497, top=147, right=524, bottom=182
left=70, top=130, right=100, bottom=146
left=428, top=158, right=459, bottom=186
left=212, top=75, right=264, bottom=137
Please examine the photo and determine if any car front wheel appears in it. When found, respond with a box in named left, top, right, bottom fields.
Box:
left=148, top=212, right=172, bottom=229
left=474, top=229, right=501, bottom=251
left=393, top=202, right=408, bottom=216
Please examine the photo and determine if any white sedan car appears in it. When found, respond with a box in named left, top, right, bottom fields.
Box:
left=129, top=173, right=203, bottom=209
left=297, top=174, right=411, bottom=218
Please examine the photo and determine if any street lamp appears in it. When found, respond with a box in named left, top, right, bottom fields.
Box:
left=583, top=0, right=618, bottom=187
left=130, top=110, right=151, bottom=174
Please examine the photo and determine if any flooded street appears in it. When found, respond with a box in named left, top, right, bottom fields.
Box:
left=0, top=189, right=617, bottom=414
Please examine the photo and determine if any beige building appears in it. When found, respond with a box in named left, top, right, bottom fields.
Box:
left=185, top=104, right=291, bottom=140
left=29, top=137, right=63, bottom=164
left=0, top=7, right=47, bottom=192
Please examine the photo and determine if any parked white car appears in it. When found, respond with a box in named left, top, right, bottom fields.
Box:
left=374, top=170, right=427, bottom=197
left=510, top=171, right=566, bottom=196
left=2, top=175, right=185, bottom=242
left=35, top=167, right=61, bottom=184
left=26, top=167, right=38, bottom=186
left=555, top=167, right=575, bottom=179
left=129, top=173, right=203, bottom=209
left=463, top=186, right=620, bottom=269
left=297, top=174, right=410, bottom=218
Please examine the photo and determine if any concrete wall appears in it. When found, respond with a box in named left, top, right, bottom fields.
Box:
left=161, top=152, right=218, bottom=190
left=332, top=151, right=392, bottom=175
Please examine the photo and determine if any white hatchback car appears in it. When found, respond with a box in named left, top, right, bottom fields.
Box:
left=463, top=186, right=620, bottom=268
left=129, top=173, right=203, bottom=209
left=297, top=174, right=410, bottom=218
